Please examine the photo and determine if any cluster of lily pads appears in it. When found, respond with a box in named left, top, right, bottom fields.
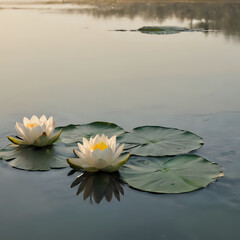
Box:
left=0, top=115, right=223, bottom=195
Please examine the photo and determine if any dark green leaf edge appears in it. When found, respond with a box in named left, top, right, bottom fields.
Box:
left=56, top=121, right=127, bottom=143
left=56, top=121, right=125, bottom=132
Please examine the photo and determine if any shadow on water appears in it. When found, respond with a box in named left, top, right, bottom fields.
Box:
left=69, top=170, right=125, bottom=204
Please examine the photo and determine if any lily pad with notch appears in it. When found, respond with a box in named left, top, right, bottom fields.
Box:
left=118, top=126, right=204, bottom=156
left=57, top=121, right=125, bottom=144
left=120, top=155, right=224, bottom=194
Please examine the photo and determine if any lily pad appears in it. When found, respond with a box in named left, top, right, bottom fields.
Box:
left=118, top=126, right=203, bottom=156
left=57, top=121, right=125, bottom=144
left=120, top=155, right=224, bottom=194
left=0, top=143, right=74, bottom=171
left=138, top=26, right=197, bottom=35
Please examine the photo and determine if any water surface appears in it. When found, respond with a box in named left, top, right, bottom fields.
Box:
left=0, top=1, right=239, bottom=240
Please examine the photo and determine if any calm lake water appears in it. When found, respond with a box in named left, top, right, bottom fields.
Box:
left=0, top=1, right=240, bottom=239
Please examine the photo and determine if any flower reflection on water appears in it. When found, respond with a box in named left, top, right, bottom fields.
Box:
left=69, top=170, right=125, bottom=204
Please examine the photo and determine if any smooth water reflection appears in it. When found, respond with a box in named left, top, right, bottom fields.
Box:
left=69, top=170, right=124, bottom=204
left=0, top=1, right=240, bottom=240
left=1, top=1, right=240, bottom=40
left=60, top=0, right=240, bottom=40
left=1, top=1, right=240, bottom=117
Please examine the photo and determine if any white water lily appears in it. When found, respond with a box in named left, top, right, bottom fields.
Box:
left=67, top=134, right=130, bottom=172
left=8, top=115, right=62, bottom=147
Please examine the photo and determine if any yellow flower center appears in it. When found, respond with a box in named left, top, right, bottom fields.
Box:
left=26, top=123, right=38, bottom=129
left=92, top=142, right=108, bottom=151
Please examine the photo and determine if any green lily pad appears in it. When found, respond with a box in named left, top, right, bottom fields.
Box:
left=138, top=26, right=197, bottom=35
left=118, top=126, right=204, bottom=156
left=0, top=143, right=75, bottom=171
left=120, top=155, right=224, bottom=194
left=57, top=121, right=125, bottom=144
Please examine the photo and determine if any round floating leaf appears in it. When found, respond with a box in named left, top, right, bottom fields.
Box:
left=118, top=126, right=204, bottom=156
left=120, top=155, right=224, bottom=194
left=57, top=121, right=125, bottom=144
left=0, top=143, right=75, bottom=171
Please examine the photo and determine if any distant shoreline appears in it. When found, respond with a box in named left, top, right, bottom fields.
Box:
left=1, top=0, right=240, bottom=5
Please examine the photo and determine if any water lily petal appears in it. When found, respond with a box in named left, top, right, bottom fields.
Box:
left=78, top=142, right=86, bottom=154
left=92, top=149, right=109, bottom=168
left=40, top=115, right=47, bottom=123
left=103, top=153, right=130, bottom=172
left=45, top=119, right=55, bottom=137
left=47, top=129, right=62, bottom=145
left=29, top=125, right=43, bottom=143
left=68, top=158, right=90, bottom=169
left=73, top=149, right=90, bottom=165
left=94, top=158, right=109, bottom=169
left=91, top=148, right=101, bottom=161
left=46, top=126, right=54, bottom=137
left=23, top=117, right=30, bottom=127
left=38, top=116, right=47, bottom=132
left=45, top=117, right=54, bottom=135
left=39, top=123, right=47, bottom=133
left=67, top=158, right=99, bottom=172
left=46, top=116, right=53, bottom=129
left=7, top=136, right=28, bottom=145
left=100, top=134, right=108, bottom=143
left=73, top=149, right=82, bottom=158
left=83, top=137, right=90, bottom=148
left=15, top=122, right=31, bottom=143
left=109, top=135, right=116, bottom=152
left=100, top=147, right=114, bottom=163
left=93, top=134, right=101, bottom=145
left=112, top=153, right=130, bottom=167
left=30, top=115, right=39, bottom=123
left=111, top=144, right=124, bottom=163
left=89, top=136, right=94, bottom=146
left=23, top=127, right=33, bottom=144
left=33, top=133, right=48, bottom=147
left=84, top=149, right=95, bottom=165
